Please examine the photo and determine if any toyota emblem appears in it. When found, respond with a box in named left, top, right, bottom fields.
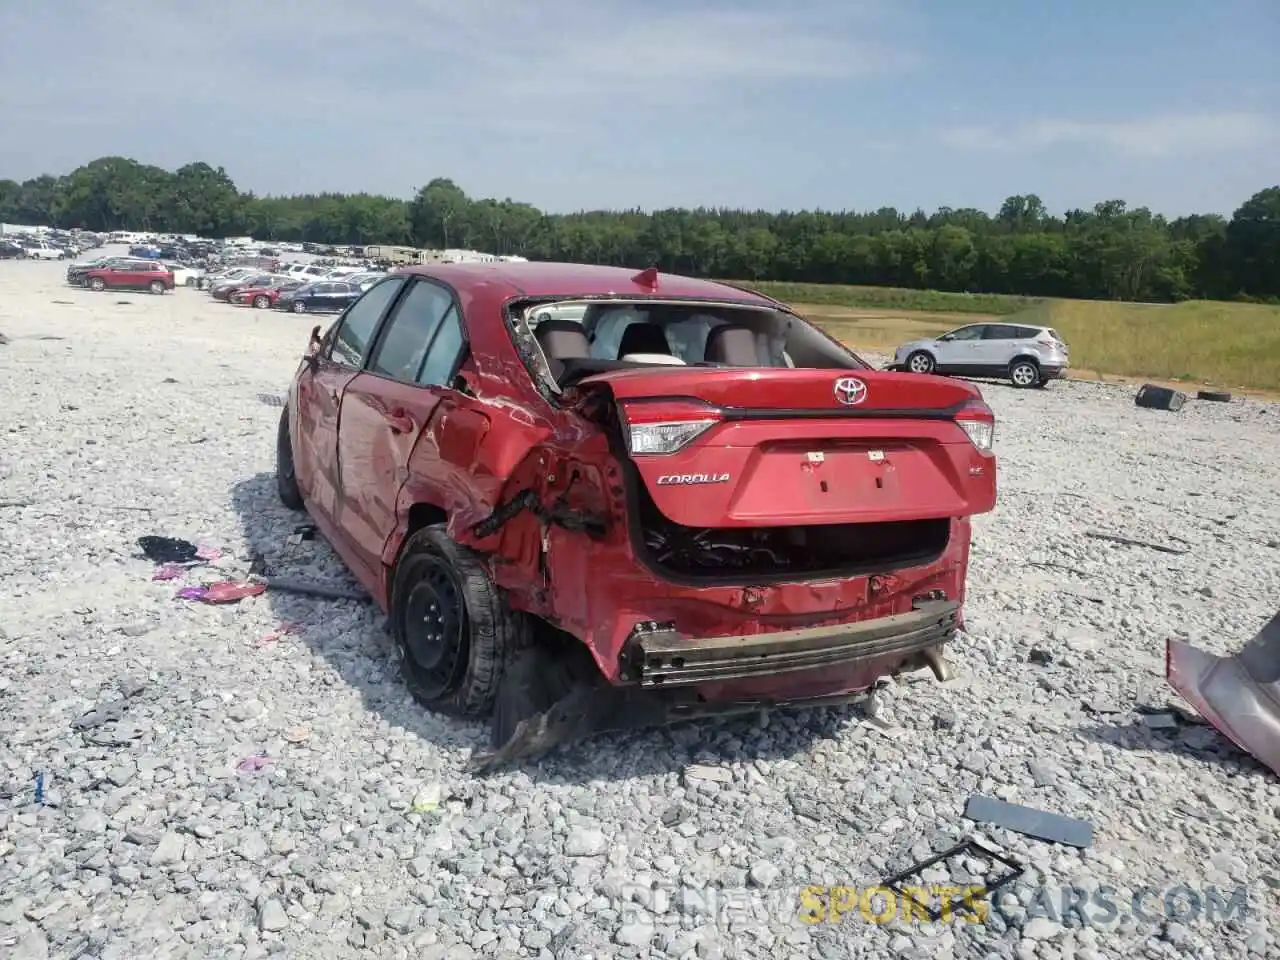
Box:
left=833, top=376, right=868, bottom=406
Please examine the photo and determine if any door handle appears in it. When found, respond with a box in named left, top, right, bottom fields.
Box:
left=387, top=408, right=416, bottom=434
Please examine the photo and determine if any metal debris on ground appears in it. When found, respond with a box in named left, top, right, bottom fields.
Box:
left=963, top=795, right=1094, bottom=849
left=1085, top=531, right=1190, bottom=555
left=881, top=839, right=1024, bottom=922
left=1166, top=609, right=1280, bottom=777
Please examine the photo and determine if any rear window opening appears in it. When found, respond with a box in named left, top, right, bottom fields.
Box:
left=633, top=480, right=951, bottom=581
left=509, top=298, right=870, bottom=392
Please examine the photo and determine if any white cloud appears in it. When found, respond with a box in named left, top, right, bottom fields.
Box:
left=0, top=1, right=912, bottom=135
left=939, top=112, right=1279, bottom=157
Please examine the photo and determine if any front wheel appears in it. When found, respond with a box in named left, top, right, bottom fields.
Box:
left=149, top=280, right=165, bottom=295
left=254, top=295, right=270, bottom=309
left=906, top=350, right=935, bottom=375
left=1010, top=359, right=1039, bottom=388
left=275, top=407, right=304, bottom=510
left=390, top=525, right=524, bottom=716
left=293, top=300, right=306, bottom=313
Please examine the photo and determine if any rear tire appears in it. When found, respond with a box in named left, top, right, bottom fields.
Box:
left=391, top=525, right=524, bottom=718
left=254, top=295, right=270, bottom=309
left=275, top=407, right=304, bottom=510
left=906, top=351, right=935, bottom=375
left=1010, top=359, right=1039, bottom=388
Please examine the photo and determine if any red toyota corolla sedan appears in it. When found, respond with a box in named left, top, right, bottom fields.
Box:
left=274, top=262, right=998, bottom=766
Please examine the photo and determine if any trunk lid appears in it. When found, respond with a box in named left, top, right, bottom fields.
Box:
left=577, top=368, right=996, bottom=528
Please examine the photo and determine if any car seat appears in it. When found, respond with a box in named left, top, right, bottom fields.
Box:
left=703, top=324, right=760, bottom=366
left=534, top=318, right=592, bottom=379
left=616, top=322, right=673, bottom=359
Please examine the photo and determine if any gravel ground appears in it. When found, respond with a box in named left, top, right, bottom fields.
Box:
left=1, top=252, right=1278, bottom=960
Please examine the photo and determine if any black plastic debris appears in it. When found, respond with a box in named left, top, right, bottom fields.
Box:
left=257, top=393, right=286, bottom=408
left=881, top=840, right=1024, bottom=922
left=262, top=576, right=368, bottom=602
left=138, top=535, right=198, bottom=564
left=293, top=523, right=317, bottom=541
left=964, top=795, right=1094, bottom=848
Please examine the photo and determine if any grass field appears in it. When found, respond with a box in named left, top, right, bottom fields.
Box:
left=743, top=280, right=1042, bottom=315
left=739, top=282, right=1280, bottom=393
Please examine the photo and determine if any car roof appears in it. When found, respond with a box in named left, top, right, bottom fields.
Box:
left=395, top=261, right=777, bottom=305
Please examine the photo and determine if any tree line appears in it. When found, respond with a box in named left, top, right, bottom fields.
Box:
left=1, top=156, right=1276, bottom=302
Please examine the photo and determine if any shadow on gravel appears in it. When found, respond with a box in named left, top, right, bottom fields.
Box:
left=231, top=471, right=859, bottom=782
left=1076, top=720, right=1271, bottom=777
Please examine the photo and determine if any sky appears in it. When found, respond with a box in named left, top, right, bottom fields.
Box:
left=1, top=0, right=1276, bottom=217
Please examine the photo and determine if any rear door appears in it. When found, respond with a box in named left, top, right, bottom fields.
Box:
left=292, top=277, right=408, bottom=534
left=336, top=278, right=459, bottom=575
left=975, top=324, right=1016, bottom=371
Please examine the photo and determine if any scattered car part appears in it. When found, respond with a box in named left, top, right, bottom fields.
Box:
left=138, top=535, right=199, bottom=564
left=963, top=795, right=1094, bottom=849
left=1134, top=384, right=1187, bottom=412
left=1196, top=390, right=1232, bottom=402
left=1085, top=530, right=1189, bottom=555
left=881, top=839, right=1024, bottom=922
left=261, top=575, right=368, bottom=602
left=1166, top=610, right=1280, bottom=778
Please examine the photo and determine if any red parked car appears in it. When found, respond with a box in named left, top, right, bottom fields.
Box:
left=83, top=261, right=175, bottom=294
left=274, top=263, right=998, bottom=766
left=235, top=281, right=302, bottom=309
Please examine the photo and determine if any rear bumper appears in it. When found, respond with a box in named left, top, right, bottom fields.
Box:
left=1039, top=364, right=1067, bottom=380
left=623, top=599, right=958, bottom=688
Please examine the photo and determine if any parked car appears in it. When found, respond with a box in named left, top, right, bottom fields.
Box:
left=343, top=271, right=388, bottom=292
left=273, top=263, right=998, bottom=765
left=274, top=280, right=363, bottom=313
left=83, top=261, right=175, bottom=294
left=282, top=262, right=330, bottom=283
left=211, top=272, right=278, bottom=302
left=164, top=262, right=205, bottom=287
left=888, top=320, right=1070, bottom=388
left=2, top=240, right=26, bottom=259
left=234, top=280, right=302, bottom=308
left=25, top=241, right=66, bottom=260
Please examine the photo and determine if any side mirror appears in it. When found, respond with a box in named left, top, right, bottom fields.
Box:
left=938, top=334, right=954, bottom=342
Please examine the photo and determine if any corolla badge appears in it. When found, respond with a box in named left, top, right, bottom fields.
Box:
left=833, top=376, right=868, bottom=406
left=656, top=473, right=730, bottom=485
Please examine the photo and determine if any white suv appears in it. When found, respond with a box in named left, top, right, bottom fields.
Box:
left=891, top=321, right=1070, bottom=389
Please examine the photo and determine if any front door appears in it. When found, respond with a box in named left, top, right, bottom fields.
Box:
left=336, top=278, right=460, bottom=576
left=934, top=323, right=987, bottom=372
left=292, top=277, right=408, bottom=528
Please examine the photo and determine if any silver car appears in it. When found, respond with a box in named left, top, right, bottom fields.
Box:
left=890, top=321, right=1070, bottom=389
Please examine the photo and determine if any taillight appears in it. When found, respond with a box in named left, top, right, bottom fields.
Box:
left=954, top=401, right=995, bottom=453
left=618, top=399, right=721, bottom=455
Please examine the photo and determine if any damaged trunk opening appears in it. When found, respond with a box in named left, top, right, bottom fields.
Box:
left=633, top=479, right=951, bottom=580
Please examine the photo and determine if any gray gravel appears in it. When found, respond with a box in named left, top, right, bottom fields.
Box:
left=2, top=253, right=1278, bottom=960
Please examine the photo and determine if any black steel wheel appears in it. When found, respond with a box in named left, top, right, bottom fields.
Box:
left=391, top=525, right=524, bottom=716
left=275, top=406, right=304, bottom=510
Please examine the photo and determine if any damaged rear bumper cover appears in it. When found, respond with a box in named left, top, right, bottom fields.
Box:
left=623, top=599, right=960, bottom=688
left=1166, top=609, right=1280, bottom=778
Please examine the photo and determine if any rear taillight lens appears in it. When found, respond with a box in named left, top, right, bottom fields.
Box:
left=619, top=400, right=721, bottom=455
left=955, top=401, right=995, bottom=453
